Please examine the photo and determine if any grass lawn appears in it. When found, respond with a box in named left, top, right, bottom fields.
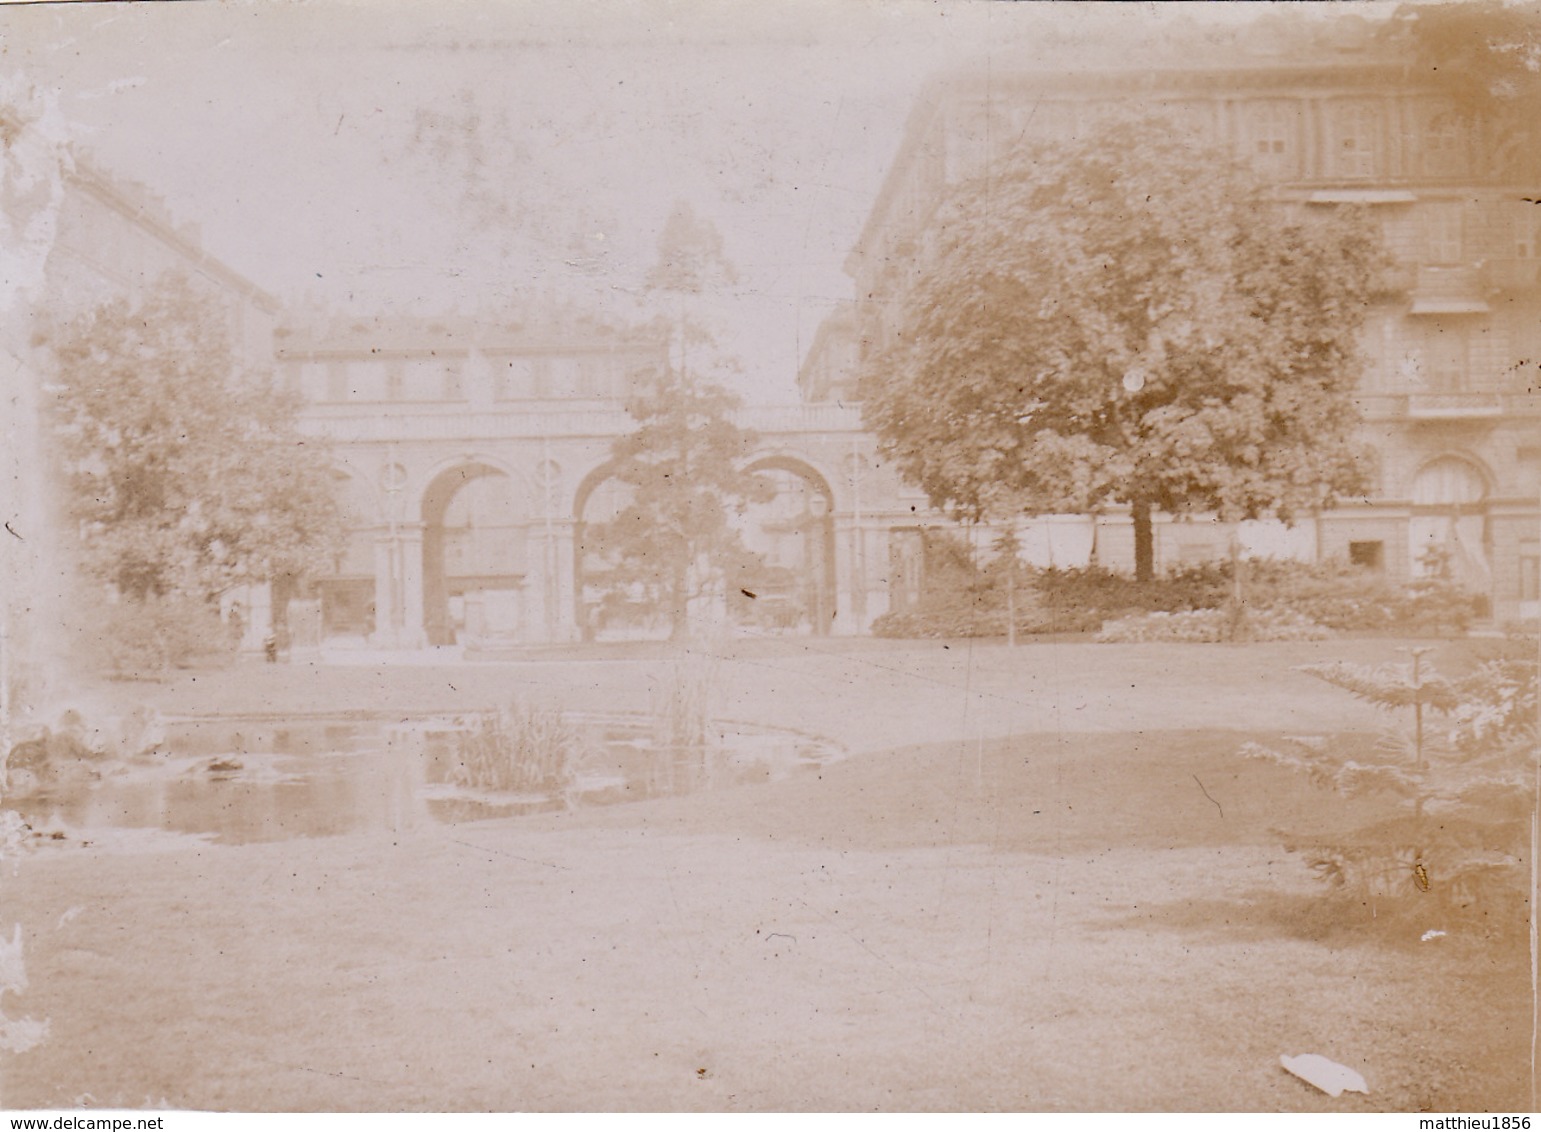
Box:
left=0, top=638, right=1531, bottom=1111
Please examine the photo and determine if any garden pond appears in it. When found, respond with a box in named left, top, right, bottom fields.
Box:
left=6, top=712, right=842, bottom=846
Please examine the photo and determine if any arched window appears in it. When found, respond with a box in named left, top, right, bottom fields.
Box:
left=1410, top=456, right=1487, bottom=507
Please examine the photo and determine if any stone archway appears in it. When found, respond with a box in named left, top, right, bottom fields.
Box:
left=737, top=457, right=837, bottom=635
left=572, top=465, right=660, bottom=640
left=420, top=463, right=528, bottom=646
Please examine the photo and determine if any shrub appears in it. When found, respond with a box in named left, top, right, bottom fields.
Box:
left=448, top=700, right=584, bottom=796
left=867, top=535, right=1483, bottom=642
left=1245, top=558, right=1479, bottom=634
left=1097, top=606, right=1330, bottom=643
left=1242, top=652, right=1536, bottom=927
left=71, top=593, right=237, bottom=677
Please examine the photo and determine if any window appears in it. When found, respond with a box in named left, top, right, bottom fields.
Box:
left=351, top=361, right=387, bottom=401
left=1425, top=323, right=1468, bottom=391
left=1521, top=545, right=1540, bottom=602
left=298, top=365, right=329, bottom=400
left=495, top=357, right=539, bottom=401
left=1348, top=541, right=1385, bottom=572
left=325, top=361, right=349, bottom=402
left=1411, top=455, right=1488, bottom=507
left=442, top=361, right=464, bottom=401
left=529, top=359, right=551, bottom=399
left=1513, top=205, right=1539, bottom=259
left=1405, top=319, right=1471, bottom=391
left=1330, top=102, right=1380, bottom=179
left=1419, top=109, right=1467, bottom=179
left=385, top=361, right=404, bottom=401
left=1424, top=202, right=1464, bottom=265
left=1243, top=101, right=1300, bottom=177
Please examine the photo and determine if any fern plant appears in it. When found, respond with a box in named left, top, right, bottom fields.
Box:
left=1242, top=648, right=1536, bottom=922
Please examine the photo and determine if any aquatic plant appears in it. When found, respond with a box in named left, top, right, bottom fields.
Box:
left=448, top=700, right=584, bottom=797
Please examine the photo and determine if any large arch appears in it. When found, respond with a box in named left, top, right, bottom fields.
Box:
left=419, top=461, right=530, bottom=646
left=737, top=455, right=838, bottom=635
left=571, top=462, right=658, bottom=640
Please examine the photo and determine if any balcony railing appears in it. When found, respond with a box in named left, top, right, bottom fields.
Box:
left=1409, top=265, right=1489, bottom=314
left=1405, top=391, right=1505, bottom=420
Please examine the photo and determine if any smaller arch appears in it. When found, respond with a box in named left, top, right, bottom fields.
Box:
left=571, top=459, right=626, bottom=525
left=743, top=449, right=843, bottom=513
left=419, top=459, right=531, bottom=647
left=737, top=455, right=838, bottom=635
left=1410, top=452, right=1491, bottom=508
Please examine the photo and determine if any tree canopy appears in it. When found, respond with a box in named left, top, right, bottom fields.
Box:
left=583, top=367, right=770, bottom=639
left=858, top=116, right=1386, bottom=580
left=1382, top=0, right=1541, bottom=179
left=49, top=277, right=343, bottom=604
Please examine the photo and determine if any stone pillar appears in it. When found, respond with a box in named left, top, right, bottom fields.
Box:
left=247, top=584, right=274, bottom=652
left=832, top=514, right=860, bottom=636
left=370, top=524, right=427, bottom=649
left=551, top=523, right=579, bottom=640
left=521, top=537, right=548, bottom=644
left=398, top=523, right=427, bottom=649
left=370, top=535, right=399, bottom=648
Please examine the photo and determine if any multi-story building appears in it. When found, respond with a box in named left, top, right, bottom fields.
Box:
left=3, top=103, right=290, bottom=723
left=806, top=39, right=1541, bottom=625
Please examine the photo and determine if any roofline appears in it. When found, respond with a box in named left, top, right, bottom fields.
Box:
left=845, top=54, right=1428, bottom=275
left=66, top=159, right=282, bottom=315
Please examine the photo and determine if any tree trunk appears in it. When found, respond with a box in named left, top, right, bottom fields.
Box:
left=1132, top=499, right=1155, bottom=583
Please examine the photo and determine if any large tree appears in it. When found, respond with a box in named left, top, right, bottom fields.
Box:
left=584, top=368, right=770, bottom=640
left=1382, top=0, right=1541, bottom=180
left=580, top=198, right=769, bottom=640
left=859, top=115, right=1386, bottom=581
left=49, top=276, right=343, bottom=605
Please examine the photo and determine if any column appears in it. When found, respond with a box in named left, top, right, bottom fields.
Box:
left=398, top=523, right=427, bottom=649
left=831, top=515, right=860, bottom=636
left=521, top=524, right=548, bottom=644
left=549, top=522, right=580, bottom=642
left=370, top=535, right=399, bottom=648
left=247, top=584, right=274, bottom=653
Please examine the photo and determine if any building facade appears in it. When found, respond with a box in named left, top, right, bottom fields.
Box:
left=279, top=310, right=925, bottom=649
left=807, top=46, right=1541, bottom=625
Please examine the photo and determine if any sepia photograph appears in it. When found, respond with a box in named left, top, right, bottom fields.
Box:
left=1, top=0, right=1539, bottom=1113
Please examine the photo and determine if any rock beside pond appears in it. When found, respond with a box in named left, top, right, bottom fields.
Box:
left=6, top=724, right=106, bottom=795
left=4, top=704, right=168, bottom=796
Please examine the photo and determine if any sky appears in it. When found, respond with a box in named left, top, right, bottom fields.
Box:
left=0, top=0, right=1323, bottom=402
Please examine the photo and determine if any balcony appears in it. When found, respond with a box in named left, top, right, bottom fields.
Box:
left=1408, top=266, right=1489, bottom=315
left=1405, top=391, right=1505, bottom=420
